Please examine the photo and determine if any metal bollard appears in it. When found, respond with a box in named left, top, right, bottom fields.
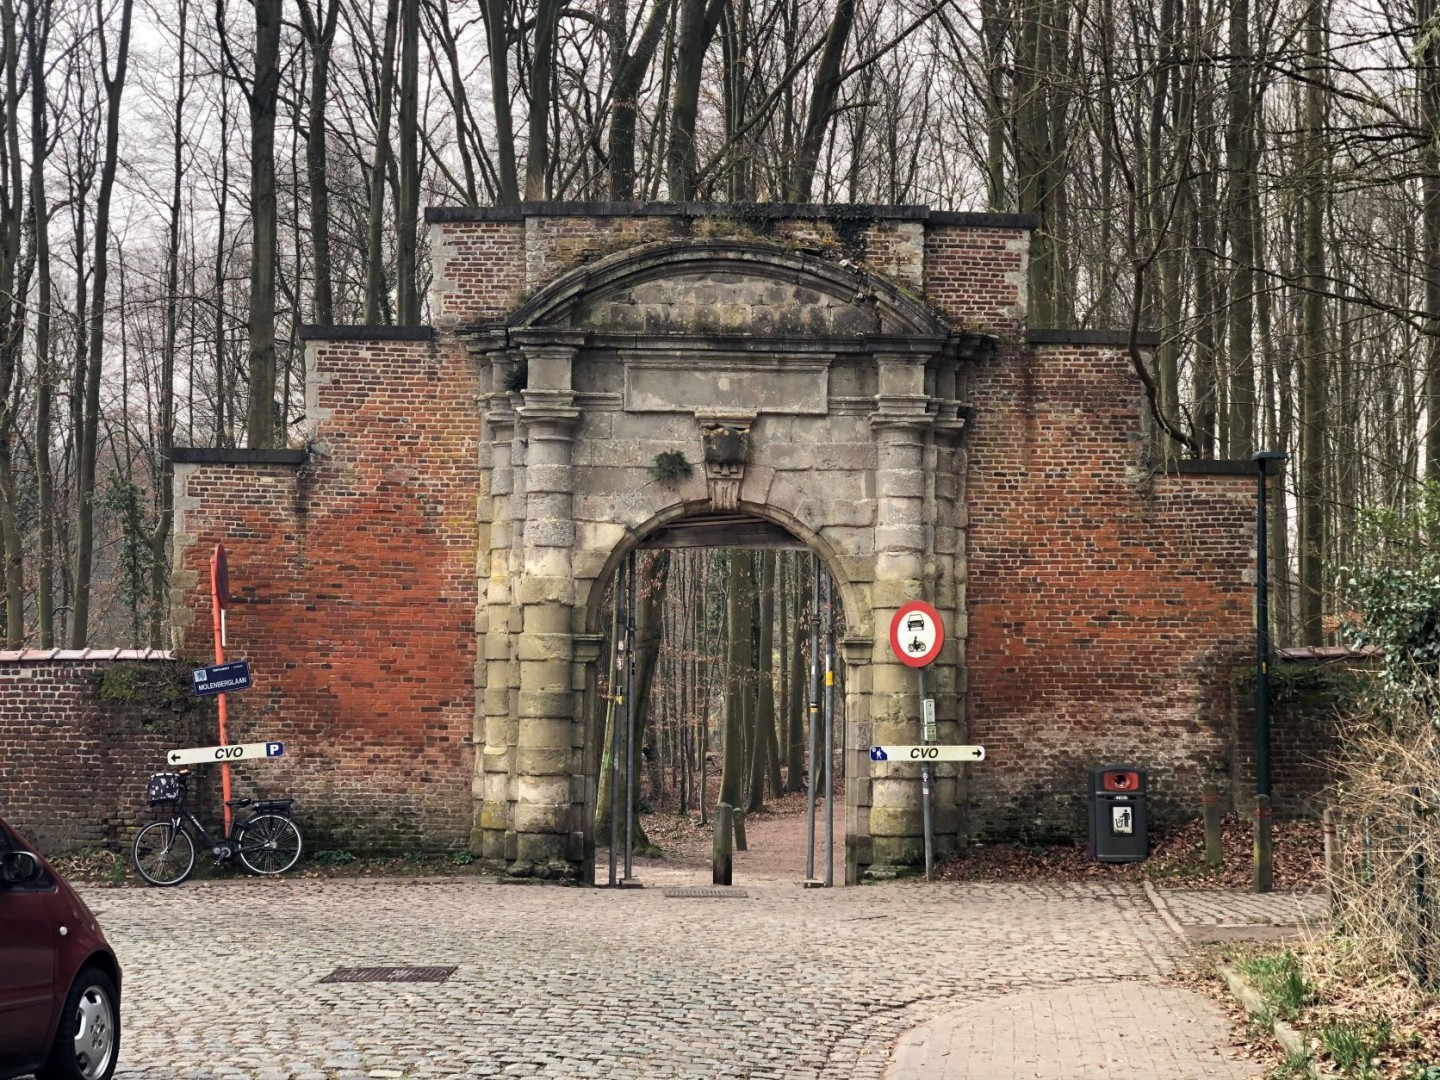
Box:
left=1202, top=785, right=1223, bottom=870
left=1322, top=807, right=1339, bottom=922
left=713, top=803, right=733, bottom=886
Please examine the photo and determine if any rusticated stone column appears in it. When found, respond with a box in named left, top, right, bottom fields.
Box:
left=475, top=338, right=519, bottom=866
left=512, top=330, right=583, bottom=877
left=867, top=344, right=938, bottom=874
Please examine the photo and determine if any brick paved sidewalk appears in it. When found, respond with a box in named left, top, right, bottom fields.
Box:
left=883, top=885, right=1324, bottom=1078
left=885, top=982, right=1260, bottom=1079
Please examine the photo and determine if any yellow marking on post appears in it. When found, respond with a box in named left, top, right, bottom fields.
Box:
left=825, top=671, right=834, bottom=686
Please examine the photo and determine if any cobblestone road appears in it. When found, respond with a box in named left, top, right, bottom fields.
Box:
left=54, top=875, right=1264, bottom=1080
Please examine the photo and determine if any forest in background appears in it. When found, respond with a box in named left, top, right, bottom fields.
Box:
left=0, top=0, right=1435, bottom=652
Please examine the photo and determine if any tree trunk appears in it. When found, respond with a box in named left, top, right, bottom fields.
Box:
left=524, top=0, right=562, bottom=200
left=747, top=552, right=775, bottom=811
left=245, top=0, right=282, bottom=448
left=1421, top=0, right=1440, bottom=482
left=396, top=0, right=420, bottom=323
left=1298, top=0, right=1327, bottom=644
left=607, top=0, right=669, bottom=200
left=363, top=0, right=399, bottom=323
left=786, top=0, right=856, bottom=202
left=28, top=0, right=54, bottom=645
left=298, top=0, right=339, bottom=324
left=1225, top=0, right=1255, bottom=458
left=149, top=0, right=188, bottom=647
left=666, top=0, right=724, bottom=199
left=719, top=552, right=750, bottom=808
left=481, top=0, right=519, bottom=204
left=0, top=0, right=31, bottom=645
left=71, top=0, right=135, bottom=646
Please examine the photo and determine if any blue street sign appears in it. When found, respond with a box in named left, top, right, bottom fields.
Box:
left=266, top=741, right=284, bottom=757
left=192, top=660, right=253, bottom=697
left=870, top=746, right=889, bottom=761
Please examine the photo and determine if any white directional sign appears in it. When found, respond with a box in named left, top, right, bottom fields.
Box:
left=870, top=744, right=985, bottom=762
left=166, top=741, right=285, bottom=767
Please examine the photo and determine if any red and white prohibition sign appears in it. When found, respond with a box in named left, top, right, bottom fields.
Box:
left=889, top=601, right=944, bottom=668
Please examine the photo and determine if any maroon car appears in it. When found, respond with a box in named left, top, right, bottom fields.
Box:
left=0, top=818, right=121, bottom=1080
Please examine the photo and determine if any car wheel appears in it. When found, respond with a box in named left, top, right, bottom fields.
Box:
left=36, top=967, right=119, bottom=1080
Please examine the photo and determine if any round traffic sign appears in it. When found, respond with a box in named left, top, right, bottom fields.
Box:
left=890, top=601, right=944, bottom=667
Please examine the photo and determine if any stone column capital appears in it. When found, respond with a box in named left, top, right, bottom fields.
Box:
left=871, top=412, right=933, bottom=434
left=516, top=397, right=581, bottom=439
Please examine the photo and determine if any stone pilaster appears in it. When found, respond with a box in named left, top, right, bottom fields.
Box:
left=512, top=332, right=583, bottom=877
left=868, top=348, right=934, bottom=873
left=841, top=635, right=874, bottom=885
left=476, top=340, right=519, bottom=866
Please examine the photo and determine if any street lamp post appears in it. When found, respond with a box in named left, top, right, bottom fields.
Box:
left=1253, top=451, right=1286, bottom=798
left=1253, top=450, right=1286, bottom=894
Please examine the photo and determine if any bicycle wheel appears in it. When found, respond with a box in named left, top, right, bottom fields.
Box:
left=132, top=821, right=195, bottom=886
left=235, top=814, right=302, bottom=875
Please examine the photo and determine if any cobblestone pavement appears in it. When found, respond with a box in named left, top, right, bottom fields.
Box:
left=1158, top=887, right=1328, bottom=927
left=53, top=876, right=1263, bottom=1080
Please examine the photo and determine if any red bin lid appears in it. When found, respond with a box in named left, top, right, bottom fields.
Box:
left=1101, top=770, right=1140, bottom=792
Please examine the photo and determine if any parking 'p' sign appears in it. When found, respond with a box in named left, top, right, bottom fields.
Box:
left=889, top=601, right=944, bottom=668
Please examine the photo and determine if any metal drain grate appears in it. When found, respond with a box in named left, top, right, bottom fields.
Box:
left=664, top=887, right=749, bottom=899
left=320, top=965, right=457, bottom=984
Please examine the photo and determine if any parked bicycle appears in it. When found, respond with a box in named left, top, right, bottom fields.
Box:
left=132, top=769, right=302, bottom=886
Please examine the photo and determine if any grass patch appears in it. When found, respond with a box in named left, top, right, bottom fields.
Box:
left=1322, top=1018, right=1390, bottom=1078
left=1239, top=949, right=1314, bottom=1020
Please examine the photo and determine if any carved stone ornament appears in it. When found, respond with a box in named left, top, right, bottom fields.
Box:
left=701, top=423, right=751, bottom=511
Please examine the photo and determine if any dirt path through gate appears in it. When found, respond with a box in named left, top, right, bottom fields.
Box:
left=596, top=788, right=846, bottom=886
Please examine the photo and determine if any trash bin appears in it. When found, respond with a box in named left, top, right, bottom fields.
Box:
left=1089, top=765, right=1148, bottom=862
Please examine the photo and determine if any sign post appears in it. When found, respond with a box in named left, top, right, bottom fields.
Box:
left=888, top=601, right=945, bottom=880
left=210, top=545, right=234, bottom=834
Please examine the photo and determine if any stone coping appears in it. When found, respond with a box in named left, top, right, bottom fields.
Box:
left=424, top=202, right=1037, bottom=230
left=1026, top=328, right=1162, bottom=347
left=0, top=648, right=175, bottom=663
left=1276, top=645, right=1381, bottom=662
left=171, top=448, right=308, bottom=466
left=297, top=325, right=436, bottom=342
left=1163, top=459, right=1256, bottom=476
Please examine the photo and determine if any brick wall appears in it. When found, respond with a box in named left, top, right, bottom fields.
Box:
left=924, top=216, right=1032, bottom=337
left=169, top=329, right=482, bottom=853
left=963, top=336, right=1256, bottom=840
left=429, top=216, right=526, bottom=326
left=0, top=653, right=218, bottom=853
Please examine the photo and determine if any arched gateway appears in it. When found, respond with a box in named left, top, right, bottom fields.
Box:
left=170, top=204, right=1256, bottom=884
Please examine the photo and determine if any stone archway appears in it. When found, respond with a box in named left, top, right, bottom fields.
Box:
left=469, top=238, right=993, bottom=882
left=576, top=502, right=860, bottom=885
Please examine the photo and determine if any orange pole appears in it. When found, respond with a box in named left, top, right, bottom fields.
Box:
left=211, top=547, right=233, bottom=835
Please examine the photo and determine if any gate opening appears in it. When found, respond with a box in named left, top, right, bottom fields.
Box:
left=589, top=513, right=848, bottom=888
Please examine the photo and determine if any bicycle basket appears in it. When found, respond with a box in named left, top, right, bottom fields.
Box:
left=146, top=772, right=182, bottom=805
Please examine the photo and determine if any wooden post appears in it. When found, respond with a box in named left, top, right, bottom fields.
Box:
left=1324, top=806, right=1336, bottom=921
left=713, top=803, right=733, bottom=886
left=1202, top=784, right=1223, bottom=870
left=733, top=807, right=747, bottom=852
left=1253, top=794, right=1273, bottom=893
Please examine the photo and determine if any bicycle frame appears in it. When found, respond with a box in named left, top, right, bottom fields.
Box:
left=154, top=780, right=278, bottom=859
